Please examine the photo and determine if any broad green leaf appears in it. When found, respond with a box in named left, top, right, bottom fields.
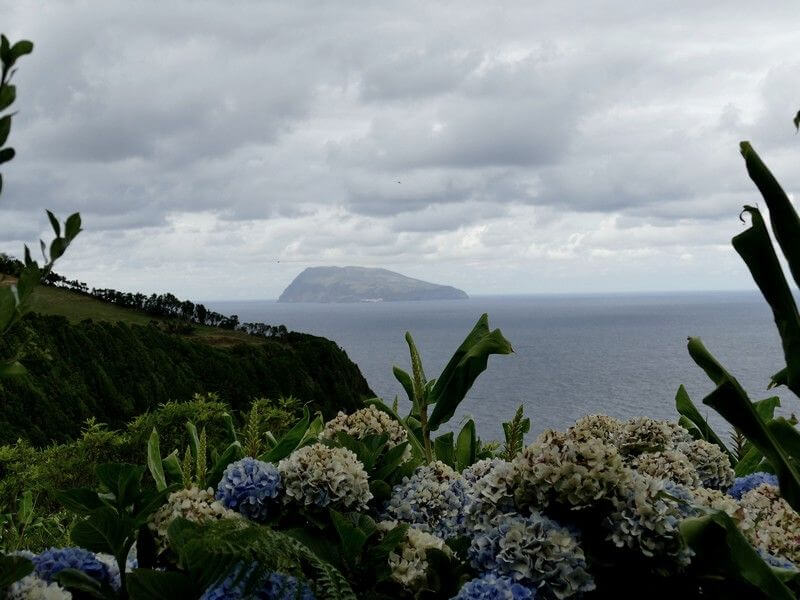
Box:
left=455, top=419, right=477, bottom=471
left=261, top=407, right=310, bottom=463
left=392, top=366, right=415, bottom=406
left=207, top=441, right=243, bottom=489
left=0, top=85, right=15, bottom=111
left=434, top=432, right=454, bottom=467
left=55, top=488, right=106, bottom=514
left=427, top=314, right=513, bottom=431
left=147, top=429, right=167, bottom=492
left=0, top=115, right=10, bottom=146
left=735, top=445, right=767, bottom=477
left=405, top=332, right=427, bottom=410
left=688, top=337, right=800, bottom=510
left=0, top=360, right=25, bottom=378
left=330, top=509, right=369, bottom=564
left=675, top=384, right=734, bottom=465
left=185, top=421, right=200, bottom=460
left=681, top=511, right=795, bottom=600
left=162, top=451, right=183, bottom=486
left=9, top=40, right=33, bottom=59
left=732, top=205, right=800, bottom=396
left=46, top=209, right=61, bottom=238
left=70, top=507, right=130, bottom=556
left=54, top=568, right=111, bottom=599
left=127, top=570, right=197, bottom=600
left=0, top=554, right=33, bottom=588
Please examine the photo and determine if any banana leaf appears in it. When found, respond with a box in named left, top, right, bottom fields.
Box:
left=675, top=384, right=734, bottom=465
left=427, top=314, right=512, bottom=431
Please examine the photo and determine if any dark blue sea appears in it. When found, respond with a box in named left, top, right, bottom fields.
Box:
left=207, top=292, right=795, bottom=443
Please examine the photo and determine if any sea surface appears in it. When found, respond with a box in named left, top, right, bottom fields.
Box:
left=207, top=292, right=795, bottom=443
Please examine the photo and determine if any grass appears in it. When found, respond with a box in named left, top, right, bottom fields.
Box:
left=3, top=278, right=259, bottom=347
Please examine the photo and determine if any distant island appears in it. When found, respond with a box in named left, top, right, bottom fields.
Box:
left=278, top=266, right=469, bottom=303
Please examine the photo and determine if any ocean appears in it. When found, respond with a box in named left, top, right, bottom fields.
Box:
left=206, top=292, right=794, bottom=443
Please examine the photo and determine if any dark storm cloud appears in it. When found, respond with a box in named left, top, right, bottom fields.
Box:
left=0, top=0, right=798, bottom=297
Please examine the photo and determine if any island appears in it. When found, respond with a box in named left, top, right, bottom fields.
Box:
left=278, top=266, right=469, bottom=303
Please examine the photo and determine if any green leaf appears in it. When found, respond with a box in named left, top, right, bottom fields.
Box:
left=688, top=337, right=800, bottom=510
left=732, top=205, right=800, bottom=396
left=735, top=445, right=767, bottom=477
left=365, top=398, right=426, bottom=459
left=0, top=147, right=15, bottom=164
left=70, top=507, right=130, bottom=556
left=0, top=115, right=11, bottom=146
left=64, top=212, right=82, bottom=241
left=127, top=570, right=198, bottom=600
left=427, top=314, right=513, bottom=431
left=434, top=432, right=454, bottom=467
left=185, top=421, right=200, bottom=460
left=207, top=441, right=243, bottom=490
left=0, top=85, right=16, bottom=111
left=55, top=488, right=105, bottom=514
left=54, top=568, right=113, bottom=600
left=262, top=407, right=310, bottom=463
left=147, top=429, right=167, bottom=492
left=455, top=419, right=477, bottom=471
left=681, top=511, right=795, bottom=600
left=9, top=40, right=33, bottom=60
left=162, top=451, right=183, bottom=486
left=0, top=359, right=26, bottom=378
left=794, top=110, right=800, bottom=132
left=330, top=509, right=369, bottom=565
left=0, top=554, right=33, bottom=588
left=46, top=209, right=61, bottom=238
left=675, top=384, right=735, bottom=465
left=95, top=463, right=145, bottom=509
left=392, top=366, right=415, bottom=406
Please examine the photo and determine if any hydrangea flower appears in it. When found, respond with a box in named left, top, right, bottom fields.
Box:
left=469, top=513, right=594, bottom=599
left=200, top=568, right=315, bottom=600
left=688, top=487, right=741, bottom=520
left=376, top=521, right=451, bottom=590
left=728, top=472, right=779, bottom=500
left=32, top=548, right=115, bottom=588
left=632, top=450, right=700, bottom=488
left=463, top=458, right=507, bottom=486
left=454, top=573, right=536, bottom=600
left=6, top=574, right=73, bottom=600
left=566, top=414, right=623, bottom=445
left=466, top=460, right=518, bottom=532
left=149, top=486, right=240, bottom=553
left=513, top=430, right=629, bottom=510
left=616, top=418, right=691, bottom=456
left=605, top=473, right=693, bottom=566
left=215, top=457, right=282, bottom=522
left=739, top=483, right=800, bottom=564
left=278, top=443, right=372, bottom=511
left=677, top=440, right=734, bottom=490
left=321, top=406, right=408, bottom=452
left=382, top=461, right=471, bottom=539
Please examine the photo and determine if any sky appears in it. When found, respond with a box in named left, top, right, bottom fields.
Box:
left=1, top=1, right=799, bottom=299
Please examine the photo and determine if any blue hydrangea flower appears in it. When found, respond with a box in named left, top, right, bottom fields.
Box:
left=382, top=461, right=472, bottom=540
left=469, top=513, right=594, bottom=599
left=216, top=457, right=282, bottom=522
left=728, top=472, right=778, bottom=500
left=200, top=568, right=315, bottom=600
left=757, top=548, right=796, bottom=571
left=32, top=547, right=115, bottom=588
left=454, top=573, right=536, bottom=599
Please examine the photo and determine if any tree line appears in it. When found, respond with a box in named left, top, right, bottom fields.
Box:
left=0, top=253, right=288, bottom=338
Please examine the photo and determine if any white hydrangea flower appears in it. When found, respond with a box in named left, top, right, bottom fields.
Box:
left=148, top=486, right=240, bottom=553
left=567, top=414, right=623, bottom=445
left=6, top=575, right=72, bottom=600
left=513, top=430, right=629, bottom=509
left=616, top=418, right=691, bottom=456
left=321, top=406, right=409, bottom=455
left=632, top=450, right=700, bottom=488
left=466, top=460, right=518, bottom=532
left=677, top=440, right=734, bottom=490
left=688, top=487, right=742, bottom=520
left=462, top=458, right=505, bottom=485
left=376, top=521, right=451, bottom=590
left=606, top=473, right=693, bottom=566
left=278, top=443, right=372, bottom=510
left=382, top=461, right=471, bottom=539
left=739, top=483, right=800, bottom=564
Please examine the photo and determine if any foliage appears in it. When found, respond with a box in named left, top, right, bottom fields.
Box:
left=501, top=405, right=530, bottom=461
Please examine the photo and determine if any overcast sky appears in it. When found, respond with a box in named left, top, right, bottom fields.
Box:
left=1, top=1, right=799, bottom=299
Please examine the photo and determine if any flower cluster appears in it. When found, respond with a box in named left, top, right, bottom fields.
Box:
left=278, top=443, right=372, bottom=510
left=199, top=568, right=315, bottom=600
left=453, top=573, right=536, bottom=600
left=631, top=450, right=700, bottom=488
left=382, top=461, right=471, bottom=539
left=688, top=487, right=741, bottom=520
left=376, top=521, right=450, bottom=590
left=149, top=486, right=240, bottom=553
left=6, top=575, right=72, bottom=600
left=605, top=473, right=693, bottom=566
left=678, top=440, right=734, bottom=490
left=513, top=430, right=628, bottom=510
left=466, top=460, right=518, bottom=532
left=463, top=457, right=506, bottom=485
left=566, top=414, right=623, bottom=445
left=469, top=513, right=594, bottom=599
left=739, top=483, right=800, bottom=564
left=321, top=406, right=408, bottom=450
left=31, top=548, right=116, bottom=589
left=728, top=472, right=779, bottom=500
left=616, top=418, right=691, bottom=456
left=215, top=457, right=282, bottom=522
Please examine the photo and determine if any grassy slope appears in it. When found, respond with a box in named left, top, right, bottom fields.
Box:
left=25, top=284, right=257, bottom=346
